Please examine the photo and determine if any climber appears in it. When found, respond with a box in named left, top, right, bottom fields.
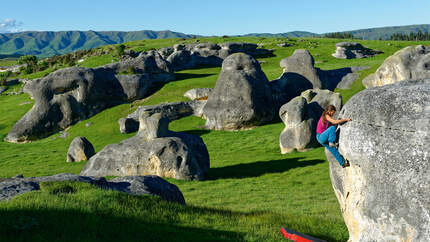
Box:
left=316, top=105, right=351, bottom=168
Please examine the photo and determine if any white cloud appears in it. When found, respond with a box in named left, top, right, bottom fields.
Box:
left=0, top=18, right=23, bottom=33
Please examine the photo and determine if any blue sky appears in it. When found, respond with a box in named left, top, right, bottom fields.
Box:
left=1, top=0, right=429, bottom=35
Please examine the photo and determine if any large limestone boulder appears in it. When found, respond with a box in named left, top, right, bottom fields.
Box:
left=363, top=45, right=430, bottom=88
left=82, top=112, right=210, bottom=181
left=279, top=89, right=342, bottom=153
left=0, top=173, right=185, bottom=204
left=280, top=49, right=322, bottom=89
left=5, top=67, right=153, bottom=143
left=332, top=42, right=381, bottom=59
left=203, top=53, right=274, bottom=130
left=66, top=136, right=95, bottom=162
left=326, top=79, right=430, bottom=241
left=118, top=100, right=205, bottom=134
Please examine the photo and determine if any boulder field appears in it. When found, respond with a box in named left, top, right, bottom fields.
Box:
left=326, top=79, right=430, bottom=241
left=5, top=51, right=173, bottom=143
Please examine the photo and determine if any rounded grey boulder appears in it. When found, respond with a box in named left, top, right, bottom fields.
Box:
left=67, top=136, right=95, bottom=162
left=326, top=79, right=430, bottom=241
left=279, top=89, right=342, bottom=153
left=82, top=112, right=210, bottom=181
left=280, top=49, right=322, bottom=89
left=203, top=53, right=274, bottom=130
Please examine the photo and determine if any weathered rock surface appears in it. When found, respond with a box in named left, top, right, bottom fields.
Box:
left=0, top=173, right=185, bottom=204
left=161, top=42, right=273, bottom=71
left=5, top=64, right=159, bottom=143
left=119, top=100, right=206, bottom=134
left=363, top=45, right=430, bottom=88
left=279, top=89, right=342, bottom=153
left=332, top=42, right=382, bottom=59
left=278, top=49, right=369, bottom=94
left=109, top=176, right=185, bottom=204
left=82, top=112, right=210, bottom=180
left=67, top=136, right=95, bottom=162
left=280, top=49, right=322, bottom=89
left=326, top=79, right=430, bottom=241
left=203, top=53, right=274, bottom=130
left=184, top=88, right=213, bottom=100
left=105, top=50, right=174, bottom=82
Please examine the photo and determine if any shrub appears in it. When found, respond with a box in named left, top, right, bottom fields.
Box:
left=116, top=44, right=126, bottom=57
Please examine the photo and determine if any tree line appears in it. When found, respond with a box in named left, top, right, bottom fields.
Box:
left=389, top=30, right=430, bottom=41
left=322, top=32, right=356, bottom=39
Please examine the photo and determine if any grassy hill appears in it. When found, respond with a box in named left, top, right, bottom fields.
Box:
left=0, top=30, right=197, bottom=57
left=244, top=24, right=430, bottom=40
left=343, top=24, right=430, bottom=40
left=1, top=37, right=429, bottom=241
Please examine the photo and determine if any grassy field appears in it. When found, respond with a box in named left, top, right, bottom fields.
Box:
left=1, top=37, right=429, bottom=241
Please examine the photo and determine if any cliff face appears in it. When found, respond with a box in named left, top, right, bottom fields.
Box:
left=326, top=79, right=430, bottom=241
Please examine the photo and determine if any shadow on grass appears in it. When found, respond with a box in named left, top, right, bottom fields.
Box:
left=174, top=72, right=215, bottom=81
left=145, top=73, right=215, bottom=97
left=181, top=129, right=211, bottom=137
left=0, top=209, right=245, bottom=242
left=208, top=158, right=325, bottom=180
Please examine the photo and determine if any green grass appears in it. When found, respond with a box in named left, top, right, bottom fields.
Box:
left=0, top=58, right=18, bottom=67
left=0, top=181, right=343, bottom=241
left=1, top=37, right=430, bottom=241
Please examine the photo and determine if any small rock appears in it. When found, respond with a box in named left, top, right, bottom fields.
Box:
left=59, top=131, right=69, bottom=139
left=184, top=88, right=212, bottom=100
left=85, top=122, right=92, bottom=128
left=276, top=43, right=291, bottom=47
left=19, top=101, right=32, bottom=106
left=0, top=86, right=8, bottom=95
left=66, top=136, right=95, bottom=162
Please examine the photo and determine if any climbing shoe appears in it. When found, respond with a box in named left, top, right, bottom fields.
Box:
left=329, top=142, right=338, bottom=148
left=342, top=161, right=350, bottom=168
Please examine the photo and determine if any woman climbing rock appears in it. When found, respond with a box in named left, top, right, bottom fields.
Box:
left=316, top=105, right=351, bottom=168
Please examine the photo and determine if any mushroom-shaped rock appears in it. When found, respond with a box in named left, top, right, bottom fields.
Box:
left=280, top=49, right=322, bottom=89
left=67, top=136, right=95, bottom=162
left=81, top=112, right=210, bottom=181
left=363, top=45, right=430, bottom=88
left=332, top=42, right=381, bottom=59
left=279, top=89, right=342, bottom=153
left=118, top=100, right=202, bottom=134
left=203, top=53, right=274, bottom=130
left=326, top=79, right=430, bottom=241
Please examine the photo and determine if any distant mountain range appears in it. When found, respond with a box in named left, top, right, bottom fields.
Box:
left=0, top=24, right=429, bottom=58
left=0, top=30, right=197, bottom=57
